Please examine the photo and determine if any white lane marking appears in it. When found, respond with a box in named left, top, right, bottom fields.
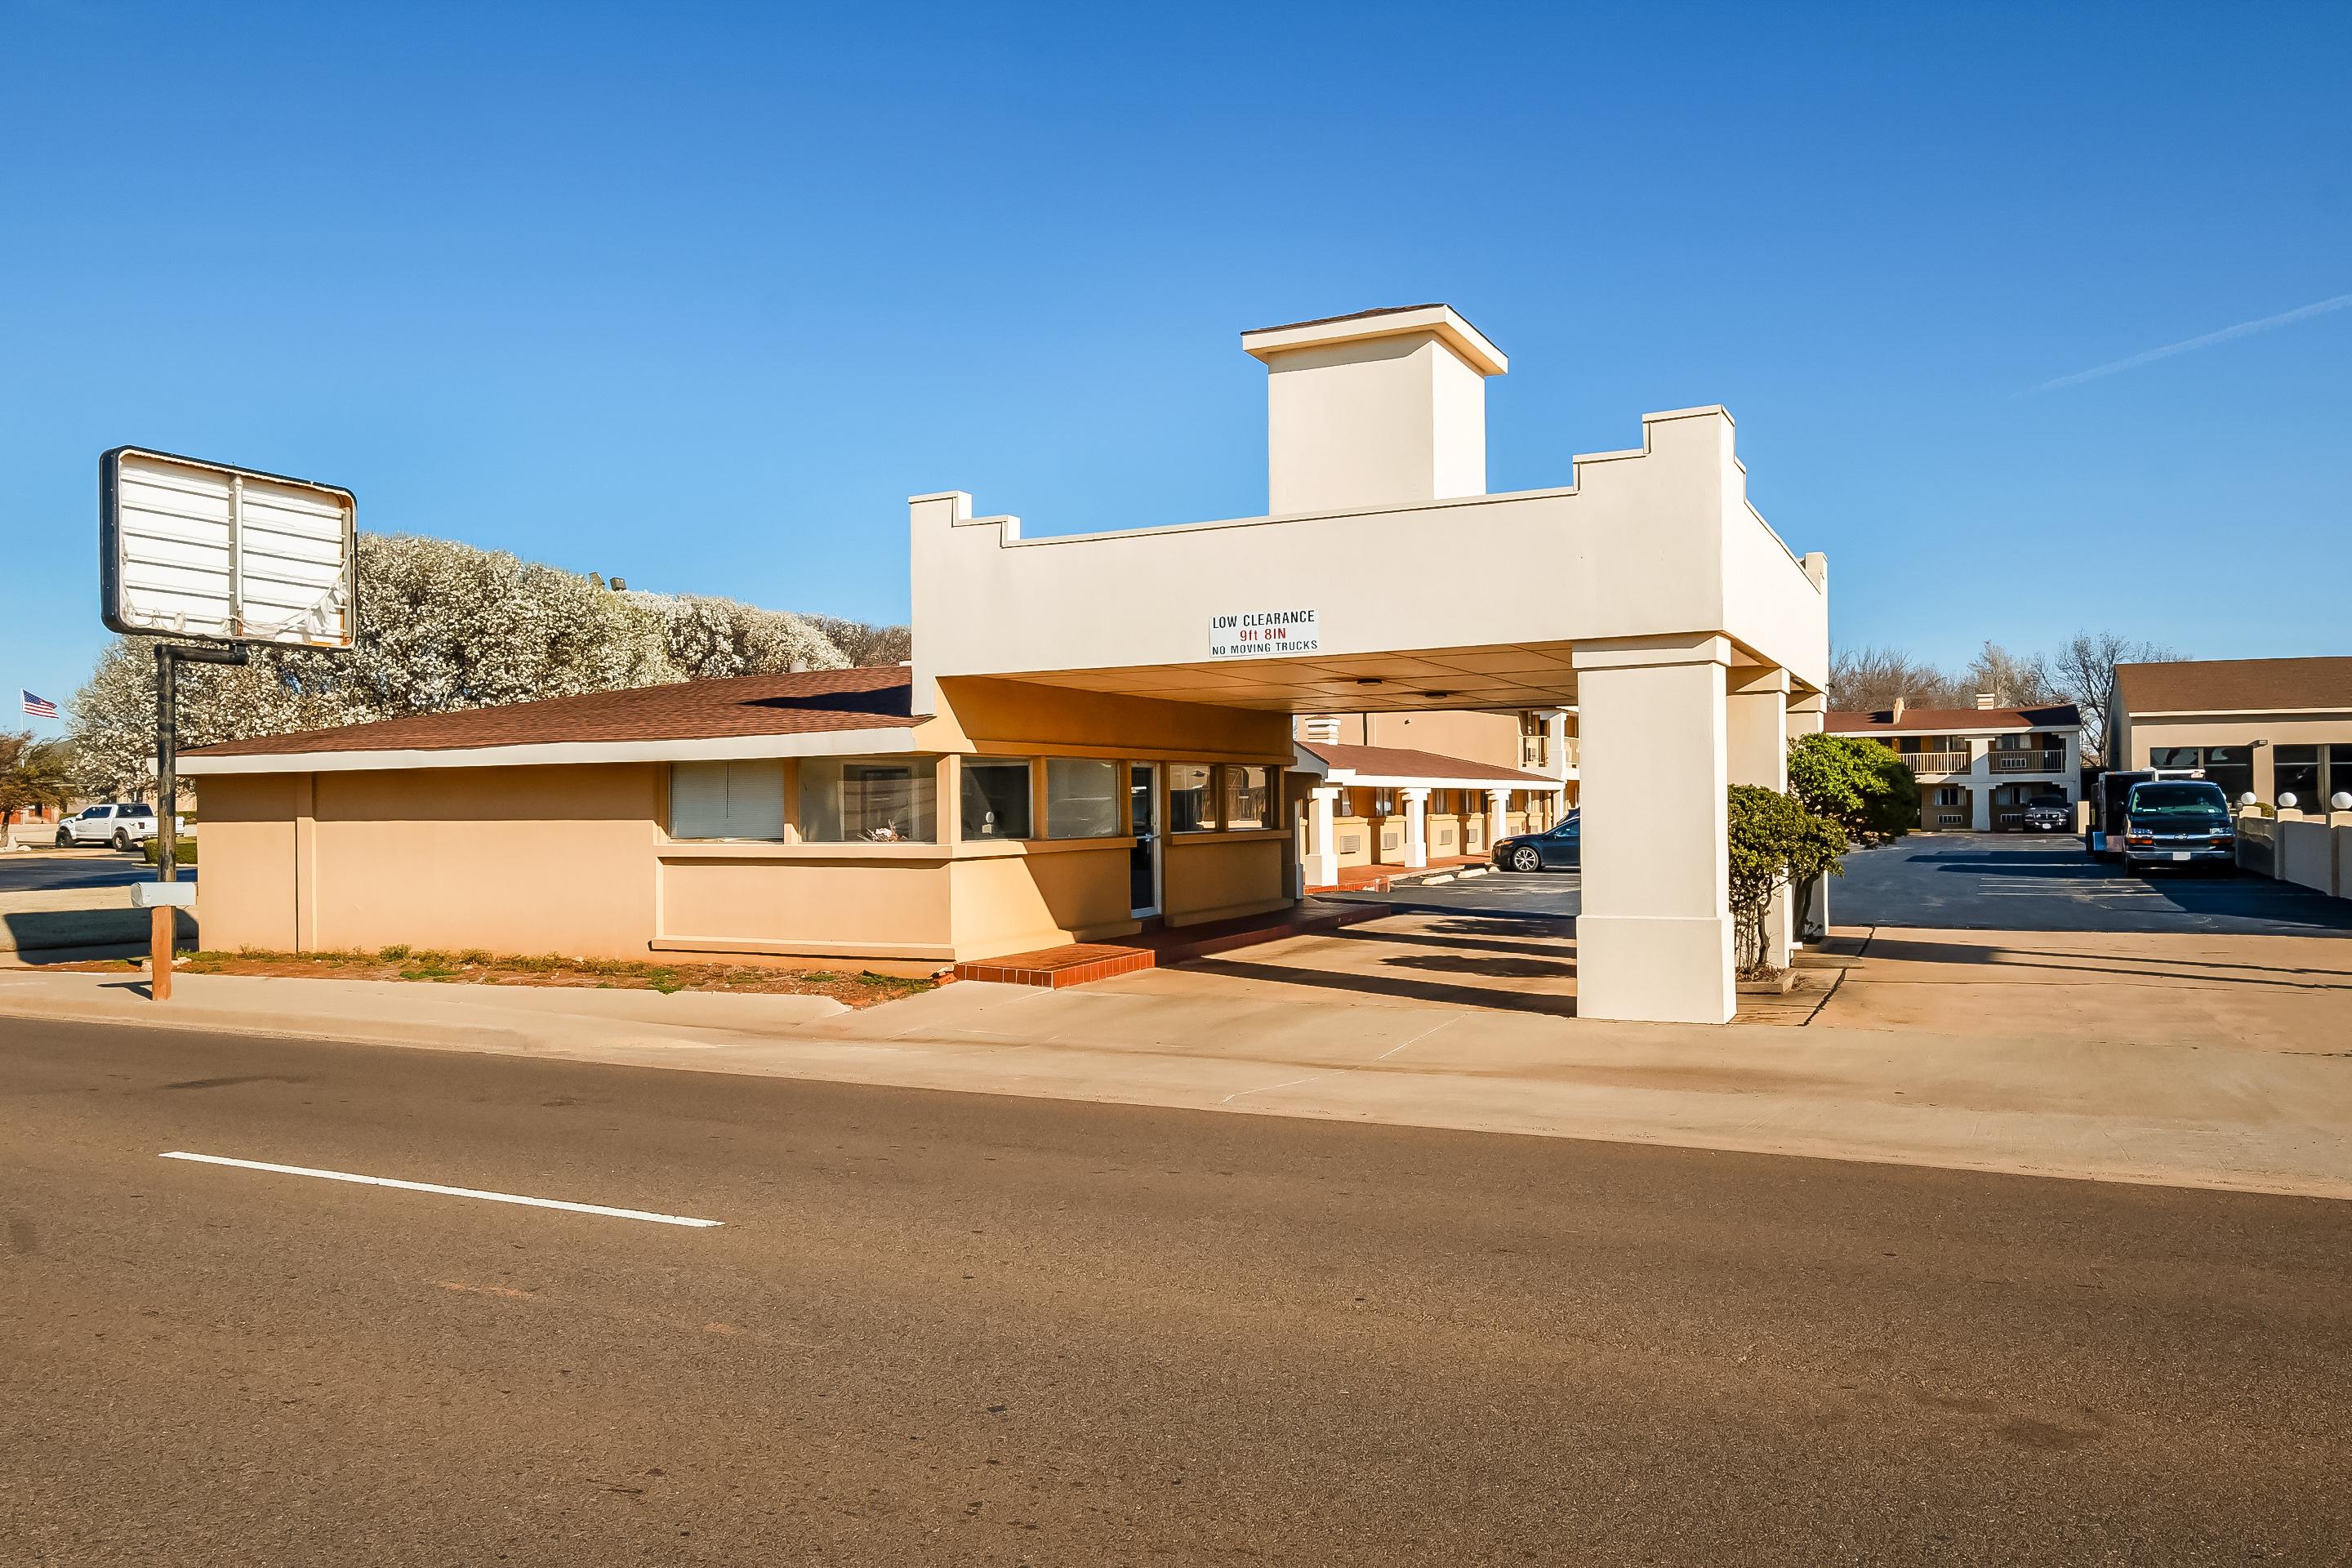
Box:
left=158, top=1152, right=724, bottom=1228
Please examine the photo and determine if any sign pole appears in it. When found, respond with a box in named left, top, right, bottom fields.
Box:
left=149, top=642, right=247, bottom=998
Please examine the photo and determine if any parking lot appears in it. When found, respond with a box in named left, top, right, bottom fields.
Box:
left=1832, top=831, right=2352, bottom=936
left=0, top=850, right=186, bottom=894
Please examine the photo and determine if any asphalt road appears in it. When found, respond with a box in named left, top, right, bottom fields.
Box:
left=1833, top=831, right=2352, bottom=934
left=7, top=1018, right=2348, bottom=1564
left=0, top=851, right=189, bottom=893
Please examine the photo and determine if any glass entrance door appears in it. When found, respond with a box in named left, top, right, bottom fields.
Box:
left=1129, top=764, right=1159, bottom=917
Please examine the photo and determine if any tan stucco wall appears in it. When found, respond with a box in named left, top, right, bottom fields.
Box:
left=198, top=764, right=661, bottom=958
left=947, top=844, right=1139, bottom=955
left=657, top=848, right=953, bottom=960
left=1349, top=709, right=1526, bottom=764
left=194, top=773, right=303, bottom=951
left=1163, top=832, right=1290, bottom=925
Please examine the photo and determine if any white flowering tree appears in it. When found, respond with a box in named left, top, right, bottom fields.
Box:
left=69, top=533, right=850, bottom=796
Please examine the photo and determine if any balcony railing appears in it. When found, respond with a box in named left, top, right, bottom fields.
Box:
left=1521, top=737, right=1580, bottom=771
left=1899, top=751, right=1971, bottom=775
left=1990, top=751, right=2065, bottom=773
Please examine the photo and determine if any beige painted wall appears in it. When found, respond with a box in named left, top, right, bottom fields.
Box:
left=909, top=405, right=1828, bottom=715
left=1163, top=832, right=1290, bottom=925
left=1349, top=709, right=1526, bottom=764
left=194, top=773, right=303, bottom=951
left=657, top=849, right=953, bottom=960
left=948, top=843, right=1138, bottom=955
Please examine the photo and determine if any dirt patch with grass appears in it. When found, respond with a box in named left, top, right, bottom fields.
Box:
left=58, top=946, right=935, bottom=1007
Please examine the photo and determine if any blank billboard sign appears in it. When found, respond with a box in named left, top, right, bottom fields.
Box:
left=100, top=447, right=356, bottom=648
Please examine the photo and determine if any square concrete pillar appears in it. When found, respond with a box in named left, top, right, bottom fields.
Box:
left=1727, top=666, right=1791, bottom=970
left=1485, top=789, right=1509, bottom=854
left=1401, top=787, right=1429, bottom=869
left=1786, top=691, right=1829, bottom=941
left=1304, top=786, right=1340, bottom=889
left=1572, top=634, right=1735, bottom=1024
left=1968, top=739, right=1993, bottom=831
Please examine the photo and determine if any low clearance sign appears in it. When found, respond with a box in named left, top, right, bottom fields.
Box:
left=1209, top=608, right=1320, bottom=661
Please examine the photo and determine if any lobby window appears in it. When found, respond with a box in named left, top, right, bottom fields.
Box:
left=1936, top=786, right=1962, bottom=807
left=800, top=756, right=937, bottom=843
left=2149, top=746, right=2201, bottom=768
left=1373, top=789, right=1396, bottom=817
left=2200, top=746, right=2253, bottom=804
left=960, top=758, right=1033, bottom=840
left=2275, top=745, right=2321, bottom=810
left=1334, top=789, right=1355, bottom=819
left=1169, top=764, right=1215, bottom=832
left=1223, top=764, right=1272, bottom=830
left=669, top=760, right=784, bottom=842
left=1045, top=758, right=1120, bottom=839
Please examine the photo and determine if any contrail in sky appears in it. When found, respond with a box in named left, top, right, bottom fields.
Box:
left=2029, top=290, right=2352, bottom=392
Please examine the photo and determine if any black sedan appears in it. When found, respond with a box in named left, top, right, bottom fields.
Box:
left=1494, top=814, right=1579, bottom=872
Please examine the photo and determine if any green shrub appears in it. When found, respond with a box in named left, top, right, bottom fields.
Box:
left=377, top=943, right=412, bottom=960
left=1728, top=784, right=1849, bottom=972
left=1788, top=733, right=1917, bottom=844
left=140, top=837, right=198, bottom=866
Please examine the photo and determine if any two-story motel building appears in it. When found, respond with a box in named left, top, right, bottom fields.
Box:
left=184, top=305, right=1829, bottom=1024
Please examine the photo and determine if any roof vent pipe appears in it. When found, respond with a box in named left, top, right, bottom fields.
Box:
left=1892, top=696, right=1906, bottom=723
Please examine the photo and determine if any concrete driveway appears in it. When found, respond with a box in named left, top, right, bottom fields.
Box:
left=1832, top=831, right=2352, bottom=934
left=1330, top=866, right=1579, bottom=920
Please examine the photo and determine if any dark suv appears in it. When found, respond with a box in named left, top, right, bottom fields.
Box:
left=2020, top=794, right=2071, bottom=833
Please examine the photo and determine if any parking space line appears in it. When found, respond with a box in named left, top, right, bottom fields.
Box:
left=158, top=1152, right=724, bottom=1227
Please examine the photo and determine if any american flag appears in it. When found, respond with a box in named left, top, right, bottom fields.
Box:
left=20, top=690, right=57, bottom=719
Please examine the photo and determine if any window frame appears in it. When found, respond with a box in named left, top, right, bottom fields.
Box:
left=798, top=755, right=939, bottom=844
left=1043, top=756, right=1123, bottom=840
left=960, top=756, right=1036, bottom=842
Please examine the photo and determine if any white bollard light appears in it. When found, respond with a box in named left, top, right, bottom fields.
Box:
left=2239, top=793, right=2258, bottom=807
left=2278, top=793, right=2300, bottom=811
left=2332, top=791, right=2352, bottom=813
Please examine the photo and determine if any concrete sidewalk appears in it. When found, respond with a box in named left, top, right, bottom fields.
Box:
left=2, top=925, right=2347, bottom=1201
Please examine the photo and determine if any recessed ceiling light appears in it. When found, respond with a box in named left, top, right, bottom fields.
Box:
left=1419, top=689, right=1454, bottom=699
left=1354, top=676, right=1384, bottom=686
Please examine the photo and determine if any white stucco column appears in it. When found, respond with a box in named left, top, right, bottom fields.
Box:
left=1304, top=786, right=1339, bottom=889
left=1485, top=789, right=1509, bottom=852
left=1572, top=634, right=1735, bottom=1024
left=1968, top=738, right=1993, bottom=831
left=1401, top=787, right=1429, bottom=869
left=1544, top=709, right=1570, bottom=782
left=1787, top=691, right=1829, bottom=942
left=1727, top=666, right=1792, bottom=971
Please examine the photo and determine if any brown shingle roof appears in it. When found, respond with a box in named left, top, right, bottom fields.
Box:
left=186, top=667, right=913, bottom=758
left=1298, top=740, right=1554, bottom=786
left=2113, top=657, right=2352, bottom=715
left=1827, top=704, right=2081, bottom=735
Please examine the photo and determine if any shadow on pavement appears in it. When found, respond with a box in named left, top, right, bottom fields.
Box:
left=1168, top=955, right=1580, bottom=1018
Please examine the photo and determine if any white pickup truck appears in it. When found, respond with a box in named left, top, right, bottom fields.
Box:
left=55, top=802, right=185, bottom=850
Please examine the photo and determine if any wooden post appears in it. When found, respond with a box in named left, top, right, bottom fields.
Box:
left=150, top=904, right=174, bottom=1001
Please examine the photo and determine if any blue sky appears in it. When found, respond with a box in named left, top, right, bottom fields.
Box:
left=5, top=1, right=2348, bottom=735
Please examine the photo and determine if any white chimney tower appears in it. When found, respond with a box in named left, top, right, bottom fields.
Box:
left=1241, top=305, right=1507, bottom=516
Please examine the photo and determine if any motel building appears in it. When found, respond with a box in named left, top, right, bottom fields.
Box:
left=1291, top=709, right=1573, bottom=885
left=184, top=305, right=1829, bottom=1024
left=1827, top=696, right=2085, bottom=831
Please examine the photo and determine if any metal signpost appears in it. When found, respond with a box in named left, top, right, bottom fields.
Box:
left=100, top=447, right=358, bottom=997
